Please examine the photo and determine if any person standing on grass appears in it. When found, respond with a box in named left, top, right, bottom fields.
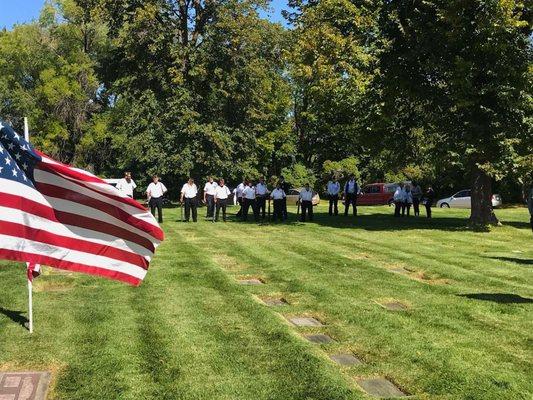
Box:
left=299, top=183, right=314, bottom=222
left=411, top=181, right=422, bottom=216
left=146, top=175, right=167, bottom=223
left=242, top=181, right=258, bottom=222
left=393, top=184, right=404, bottom=217
left=424, top=185, right=435, bottom=219
left=327, top=176, right=340, bottom=216
left=527, top=187, right=533, bottom=231
left=203, top=177, right=218, bottom=219
left=279, top=175, right=290, bottom=220
left=235, top=179, right=246, bottom=218
left=270, top=183, right=286, bottom=222
left=255, top=177, right=269, bottom=220
left=181, top=178, right=198, bottom=222
left=404, top=185, right=413, bottom=216
left=117, top=171, right=137, bottom=199
left=214, top=178, right=231, bottom=222
left=343, top=175, right=359, bottom=217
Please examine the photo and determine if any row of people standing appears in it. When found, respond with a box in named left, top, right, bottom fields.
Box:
left=393, top=182, right=434, bottom=218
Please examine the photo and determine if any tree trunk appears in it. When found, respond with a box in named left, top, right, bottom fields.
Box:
left=469, top=166, right=499, bottom=226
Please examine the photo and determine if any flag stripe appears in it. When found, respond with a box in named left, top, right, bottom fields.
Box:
left=37, top=162, right=150, bottom=213
left=0, top=192, right=156, bottom=254
left=0, top=178, right=160, bottom=247
left=35, top=170, right=162, bottom=240
left=0, top=234, right=147, bottom=280
left=3, top=248, right=141, bottom=286
left=0, top=220, right=149, bottom=269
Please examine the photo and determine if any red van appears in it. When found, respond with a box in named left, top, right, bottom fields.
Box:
left=357, top=183, right=399, bottom=206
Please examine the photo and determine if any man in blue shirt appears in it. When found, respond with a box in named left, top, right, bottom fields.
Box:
left=343, top=175, right=359, bottom=217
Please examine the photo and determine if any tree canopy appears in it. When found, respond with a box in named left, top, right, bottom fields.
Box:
left=0, top=0, right=531, bottom=224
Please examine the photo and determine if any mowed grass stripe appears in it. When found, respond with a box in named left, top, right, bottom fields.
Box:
left=1, top=206, right=532, bottom=399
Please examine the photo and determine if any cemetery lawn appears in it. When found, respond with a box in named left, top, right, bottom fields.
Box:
left=0, top=205, right=532, bottom=400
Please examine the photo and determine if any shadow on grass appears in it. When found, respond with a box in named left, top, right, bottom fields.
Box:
left=0, top=307, right=29, bottom=329
left=458, top=293, right=533, bottom=304
left=487, top=256, right=533, bottom=266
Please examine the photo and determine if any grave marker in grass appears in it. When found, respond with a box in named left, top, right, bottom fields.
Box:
left=355, top=377, right=407, bottom=398
left=304, top=334, right=334, bottom=344
left=0, top=372, right=51, bottom=400
left=288, top=317, right=323, bottom=327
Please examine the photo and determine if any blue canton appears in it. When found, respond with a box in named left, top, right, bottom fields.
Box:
left=0, top=119, right=42, bottom=188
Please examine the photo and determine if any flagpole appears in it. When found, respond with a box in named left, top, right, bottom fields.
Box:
left=24, top=117, right=33, bottom=334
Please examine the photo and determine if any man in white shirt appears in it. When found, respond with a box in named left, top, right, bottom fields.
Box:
left=255, top=177, right=270, bottom=220
left=235, top=179, right=246, bottom=218
left=242, top=181, right=259, bottom=221
left=146, top=175, right=167, bottom=223
left=270, top=183, right=286, bottom=222
left=327, top=176, right=340, bottom=216
left=299, top=183, right=314, bottom=222
left=203, top=177, right=218, bottom=219
left=181, top=178, right=199, bottom=222
left=116, top=171, right=137, bottom=199
left=343, top=175, right=360, bottom=217
left=214, top=178, right=231, bottom=222
left=393, top=184, right=405, bottom=217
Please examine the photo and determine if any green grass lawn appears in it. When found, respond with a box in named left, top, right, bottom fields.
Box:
left=1, top=205, right=532, bottom=400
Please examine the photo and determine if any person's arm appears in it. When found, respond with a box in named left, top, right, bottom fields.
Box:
left=180, top=185, right=184, bottom=203
left=132, top=181, right=137, bottom=190
left=161, top=183, right=168, bottom=194
left=203, top=184, right=207, bottom=202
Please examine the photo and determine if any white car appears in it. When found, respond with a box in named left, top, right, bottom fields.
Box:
left=436, top=190, right=502, bottom=208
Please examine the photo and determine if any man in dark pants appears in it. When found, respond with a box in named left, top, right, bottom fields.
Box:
left=279, top=175, right=290, bottom=220
left=181, top=178, right=198, bottom=222
left=343, top=175, right=359, bottom=216
left=270, top=183, right=286, bottom=222
left=203, top=176, right=218, bottom=219
left=255, top=177, right=269, bottom=220
left=214, top=178, right=231, bottom=222
left=146, top=175, right=167, bottom=223
left=411, top=181, right=423, bottom=216
left=424, top=185, right=435, bottom=218
left=299, top=183, right=314, bottom=222
left=235, top=179, right=246, bottom=218
left=327, top=176, right=340, bottom=216
left=242, top=181, right=258, bottom=221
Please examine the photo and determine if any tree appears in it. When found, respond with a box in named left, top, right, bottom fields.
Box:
left=378, top=0, right=532, bottom=226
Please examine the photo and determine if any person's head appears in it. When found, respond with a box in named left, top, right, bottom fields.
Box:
left=259, top=176, right=265, bottom=183
left=349, top=174, right=355, bottom=181
left=125, top=171, right=132, bottom=182
left=276, top=182, right=281, bottom=189
left=152, top=175, right=159, bottom=183
left=247, top=181, right=252, bottom=187
left=188, top=177, right=194, bottom=185
left=208, top=176, right=213, bottom=183
left=305, top=182, right=310, bottom=190
left=219, top=178, right=225, bottom=186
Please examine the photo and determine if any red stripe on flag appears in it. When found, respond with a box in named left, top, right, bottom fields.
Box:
left=37, top=161, right=148, bottom=211
left=0, top=248, right=142, bottom=286
left=0, top=221, right=149, bottom=269
left=0, top=192, right=156, bottom=253
left=36, top=182, right=164, bottom=241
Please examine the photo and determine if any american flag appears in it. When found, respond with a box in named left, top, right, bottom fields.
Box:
left=0, top=119, right=164, bottom=285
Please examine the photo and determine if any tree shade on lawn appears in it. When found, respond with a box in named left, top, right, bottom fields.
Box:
left=0, top=205, right=531, bottom=400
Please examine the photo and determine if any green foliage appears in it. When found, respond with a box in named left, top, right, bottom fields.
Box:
left=281, top=163, right=317, bottom=188
left=322, top=157, right=360, bottom=181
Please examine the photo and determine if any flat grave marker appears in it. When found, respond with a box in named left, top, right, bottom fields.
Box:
left=288, top=317, right=323, bottom=327
left=0, top=372, right=51, bottom=400
left=329, top=353, right=363, bottom=366
left=261, top=298, right=287, bottom=306
left=304, top=334, right=334, bottom=344
left=380, top=301, right=408, bottom=311
left=238, top=278, right=264, bottom=285
left=355, top=377, right=407, bottom=398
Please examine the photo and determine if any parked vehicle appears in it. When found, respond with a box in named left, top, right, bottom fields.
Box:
left=357, top=183, right=402, bottom=206
left=286, top=188, right=320, bottom=206
left=436, top=190, right=502, bottom=208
